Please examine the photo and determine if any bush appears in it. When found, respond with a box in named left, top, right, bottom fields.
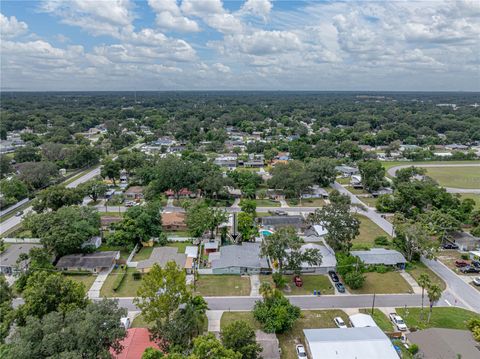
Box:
left=336, top=253, right=365, bottom=277
left=374, top=264, right=389, bottom=273
left=344, top=271, right=365, bottom=289
left=132, top=271, right=142, bottom=280
left=113, top=269, right=127, bottom=291
left=253, top=295, right=300, bottom=333
left=374, top=236, right=390, bottom=246
left=408, top=344, right=419, bottom=355
left=272, top=272, right=286, bottom=289
left=461, top=254, right=469, bottom=260
left=288, top=199, right=299, bottom=205
left=471, top=225, right=480, bottom=237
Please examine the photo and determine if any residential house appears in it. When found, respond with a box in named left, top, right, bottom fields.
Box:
left=56, top=251, right=120, bottom=273
left=335, top=165, right=359, bottom=177
left=351, top=248, right=407, bottom=269
left=371, top=188, right=393, bottom=197
left=162, top=212, right=187, bottom=231
left=101, top=216, right=122, bottom=231
left=302, top=186, right=329, bottom=199
left=124, top=186, right=144, bottom=200
left=450, top=231, right=480, bottom=251
left=110, top=328, right=161, bottom=359
left=260, top=215, right=306, bottom=231
left=165, top=188, right=194, bottom=198
left=210, top=242, right=270, bottom=275
left=0, top=243, right=43, bottom=275
left=214, top=154, right=238, bottom=170
left=136, top=247, right=189, bottom=273
left=285, top=243, right=337, bottom=274
left=350, top=175, right=363, bottom=188
left=303, top=327, right=399, bottom=359
left=407, top=328, right=479, bottom=359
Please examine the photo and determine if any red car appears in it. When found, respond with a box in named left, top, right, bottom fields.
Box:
left=455, top=260, right=469, bottom=268
left=294, top=276, right=303, bottom=287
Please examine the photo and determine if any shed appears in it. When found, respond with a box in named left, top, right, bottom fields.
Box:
left=185, top=246, right=198, bottom=258
left=351, top=248, right=406, bottom=268
left=204, top=241, right=219, bottom=254
left=210, top=242, right=270, bottom=275
left=56, top=251, right=120, bottom=273
left=349, top=313, right=378, bottom=328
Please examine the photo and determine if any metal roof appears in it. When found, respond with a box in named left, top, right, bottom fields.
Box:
left=261, top=215, right=304, bottom=227
left=351, top=248, right=406, bottom=265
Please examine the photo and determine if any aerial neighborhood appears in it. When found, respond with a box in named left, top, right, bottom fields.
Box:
left=1, top=92, right=480, bottom=359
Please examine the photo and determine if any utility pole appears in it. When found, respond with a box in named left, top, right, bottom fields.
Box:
left=371, top=292, right=376, bottom=315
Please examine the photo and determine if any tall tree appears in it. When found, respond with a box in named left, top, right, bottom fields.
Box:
left=237, top=212, right=257, bottom=243
left=358, top=160, right=385, bottom=192
left=186, top=201, right=227, bottom=239
left=17, top=161, right=58, bottom=189
left=78, top=179, right=108, bottom=202
left=190, top=333, right=241, bottom=359
left=393, top=214, right=438, bottom=261
left=101, top=159, right=121, bottom=185
left=268, top=161, right=313, bottom=199
left=221, top=321, right=262, bottom=359
left=0, top=275, right=15, bottom=344
left=307, top=157, right=337, bottom=187
left=427, top=283, right=442, bottom=323
left=417, top=274, right=431, bottom=318
left=32, top=185, right=84, bottom=212
left=309, top=203, right=360, bottom=253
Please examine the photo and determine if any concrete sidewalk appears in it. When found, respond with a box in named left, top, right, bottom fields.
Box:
left=250, top=275, right=261, bottom=296
left=87, top=264, right=114, bottom=299
left=400, top=271, right=422, bottom=294
left=206, top=310, right=224, bottom=332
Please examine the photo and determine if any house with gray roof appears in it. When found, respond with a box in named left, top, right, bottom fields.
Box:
left=260, top=215, right=305, bottom=230
left=0, top=243, right=43, bottom=275
left=137, top=247, right=188, bottom=273
left=285, top=243, right=337, bottom=274
left=450, top=231, right=480, bottom=251
left=56, top=251, right=119, bottom=273
left=351, top=248, right=406, bottom=268
left=210, top=242, right=271, bottom=275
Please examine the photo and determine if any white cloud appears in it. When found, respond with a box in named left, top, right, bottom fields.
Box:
left=224, top=30, right=302, bottom=56
left=241, top=0, right=272, bottom=20
left=148, top=0, right=200, bottom=32
left=0, top=13, right=28, bottom=38
left=181, top=0, right=243, bottom=34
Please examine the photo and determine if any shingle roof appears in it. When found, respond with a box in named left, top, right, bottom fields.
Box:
left=351, top=248, right=406, bottom=265
left=261, top=215, right=304, bottom=227
left=111, top=328, right=160, bottom=359
left=0, top=243, right=42, bottom=267
left=56, top=251, right=119, bottom=269
left=136, top=247, right=186, bottom=270
left=211, top=242, right=269, bottom=269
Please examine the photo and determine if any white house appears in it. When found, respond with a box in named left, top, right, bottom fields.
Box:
left=349, top=313, right=378, bottom=328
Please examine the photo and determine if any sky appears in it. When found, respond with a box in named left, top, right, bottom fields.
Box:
left=1, top=0, right=479, bottom=91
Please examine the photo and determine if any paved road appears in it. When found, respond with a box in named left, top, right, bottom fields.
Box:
left=387, top=163, right=480, bottom=194
left=422, top=257, right=480, bottom=312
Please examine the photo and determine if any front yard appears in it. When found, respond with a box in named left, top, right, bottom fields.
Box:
left=437, top=249, right=476, bottom=275
left=352, top=214, right=391, bottom=249
left=193, top=275, right=251, bottom=297
left=406, top=261, right=446, bottom=291
left=100, top=267, right=142, bottom=297
left=63, top=273, right=96, bottom=291
left=347, top=272, right=412, bottom=294
left=359, top=308, right=394, bottom=332
left=254, top=199, right=281, bottom=207
left=286, top=198, right=325, bottom=207
left=282, top=275, right=334, bottom=295
left=396, top=307, right=480, bottom=331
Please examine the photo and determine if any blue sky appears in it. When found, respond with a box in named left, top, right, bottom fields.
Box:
left=1, top=0, right=479, bottom=91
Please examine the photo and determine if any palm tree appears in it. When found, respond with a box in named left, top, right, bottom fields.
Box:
left=427, top=283, right=442, bottom=323
left=259, top=282, right=275, bottom=300
left=418, top=274, right=431, bottom=319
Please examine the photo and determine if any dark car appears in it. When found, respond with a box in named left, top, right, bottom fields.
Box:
left=455, top=260, right=469, bottom=268
left=460, top=266, right=480, bottom=274
left=442, top=242, right=459, bottom=250
left=472, top=260, right=480, bottom=268
left=335, top=282, right=346, bottom=293
left=328, top=271, right=339, bottom=282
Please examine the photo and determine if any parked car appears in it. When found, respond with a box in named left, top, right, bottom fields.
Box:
left=335, top=282, right=346, bottom=293
left=15, top=211, right=23, bottom=217
left=294, top=276, right=303, bottom=288
left=460, top=266, right=480, bottom=274
left=442, top=242, right=459, bottom=250
left=328, top=270, right=339, bottom=282
left=455, top=260, right=469, bottom=268
left=473, top=277, right=480, bottom=286
left=295, top=344, right=307, bottom=359
left=334, top=316, right=347, bottom=328
left=125, top=201, right=135, bottom=207
left=389, top=313, right=407, bottom=331
left=472, top=260, right=480, bottom=268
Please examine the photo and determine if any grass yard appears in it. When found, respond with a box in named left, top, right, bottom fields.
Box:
left=166, top=241, right=192, bottom=253
left=98, top=245, right=130, bottom=260
left=220, top=310, right=349, bottom=359
left=396, top=307, right=480, bottom=330
left=352, top=214, right=391, bottom=249
left=254, top=199, right=281, bottom=207
left=359, top=196, right=378, bottom=208
left=286, top=198, right=325, bottom=207
left=283, top=275, right=334, bottom=295
left=347, top=186, right=369, bottom=195
left=336, top=177, right=350, bottom=185
left=63, top=273, right=96, bottom=291
left=194, top=275, right=251, bottom=297
left=458, top=193, right=480, bottom=209
left=100, top=267, right=143, bottom=297
left=359, top=308, right=394, bottom=332
left=423, top=166, right=480, bottom=189
left=133, top=242, right=193, bottom=261
left=382, top=160, right=480, bottom=172
left=348, top=272, right=412, bottom=294
left=406, top=261, right=446, bottom=291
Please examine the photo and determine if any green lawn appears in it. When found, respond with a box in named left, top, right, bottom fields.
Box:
left=382, top=160, right=480, bottom=172
left=336, top=177, right=350, bottom=185
left=458, top=193, right=480, bottom=209
left=254, top=199, right=281, bottom=207
left=100, top=267, right=143, bottom=297
left=220, top=310, right=349, bottom=359
left=406, top=261, right=446, bottom=291
left=423, top=166, right=480, bottom=189
left=132, top=242, right=193, bottom=261
left=97, top=245, right=130, bottom=260
left=396, top=307, right=480, bottom=330
left=352, top=214, right=391, bottom=249
left=283, top=275, right=334, bottom=295
left=359, top=196, right=378, bottom=208
left=348, top=272, right=413, bottom=294
left=286, top=198, right=325, bottom=207
left=166, top=241, right=192, bottom=253
left=359, top=308, right=394, bottom=332
left=194, top=275, right=251, bottom=297
left=63, top=273, right=96, bottom=291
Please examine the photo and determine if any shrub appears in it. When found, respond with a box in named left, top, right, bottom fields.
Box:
left=374, top=264, right=389, bottom=273
left=113, top=269, right=127, bottom=291
left=132, top=271, right=142, bottom=280
left=471, top=225, right=480, bottom=237
left=272, top=272, right=286, bottom=289
left=408, top=344, right=419, bottom=355
left=461, top=254, right=469, bottom=260
left=336, top=253, right=365, bottom=277
left=374, top=236, right=390, bottom=246
left=253, top=295, right=300, bottom=333
left=344, top=271, right=365, bottom=289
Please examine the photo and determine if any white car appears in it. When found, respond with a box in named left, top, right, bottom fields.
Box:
left=389, top=313, right=407, bottom=331
left=334, top=316, right=347, bottom=328
left=473, top=277, right=480, bottom=286
left=295, top=344, right=307, bottom=359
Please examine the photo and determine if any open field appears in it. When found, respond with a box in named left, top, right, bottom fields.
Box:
left=396, top=307, right=480, bottom=330
left=194, top=275, right=251, bottom=297
left=406, top=261, right=446, bottom=291
left=423, top=166, right=480, bottom=189
left=348, top=272, right=412, bottom=294
left=100, top=267, right=142, bottom=297
left=359, top=196, right=378, bottom=208
left=220, top=310, right=349, bottom=359
left=352, top=214, right=391, bottom=249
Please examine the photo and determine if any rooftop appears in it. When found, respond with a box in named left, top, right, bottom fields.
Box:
left=111, top=328, right=160, bottom=359
left=56, top=251, right=119, bottom=269
left=351, top=248, right=406, bottom=265
left=0, top=243, right=43, bottom=267
left=211, top=242, right=269, bottom=269
left=136, top=247, right=186, bottom=270
left=261, top=215, right=304, bottom=228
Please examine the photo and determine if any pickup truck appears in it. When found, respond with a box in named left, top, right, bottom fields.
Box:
left=389, top=313, right=407, bottom=331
